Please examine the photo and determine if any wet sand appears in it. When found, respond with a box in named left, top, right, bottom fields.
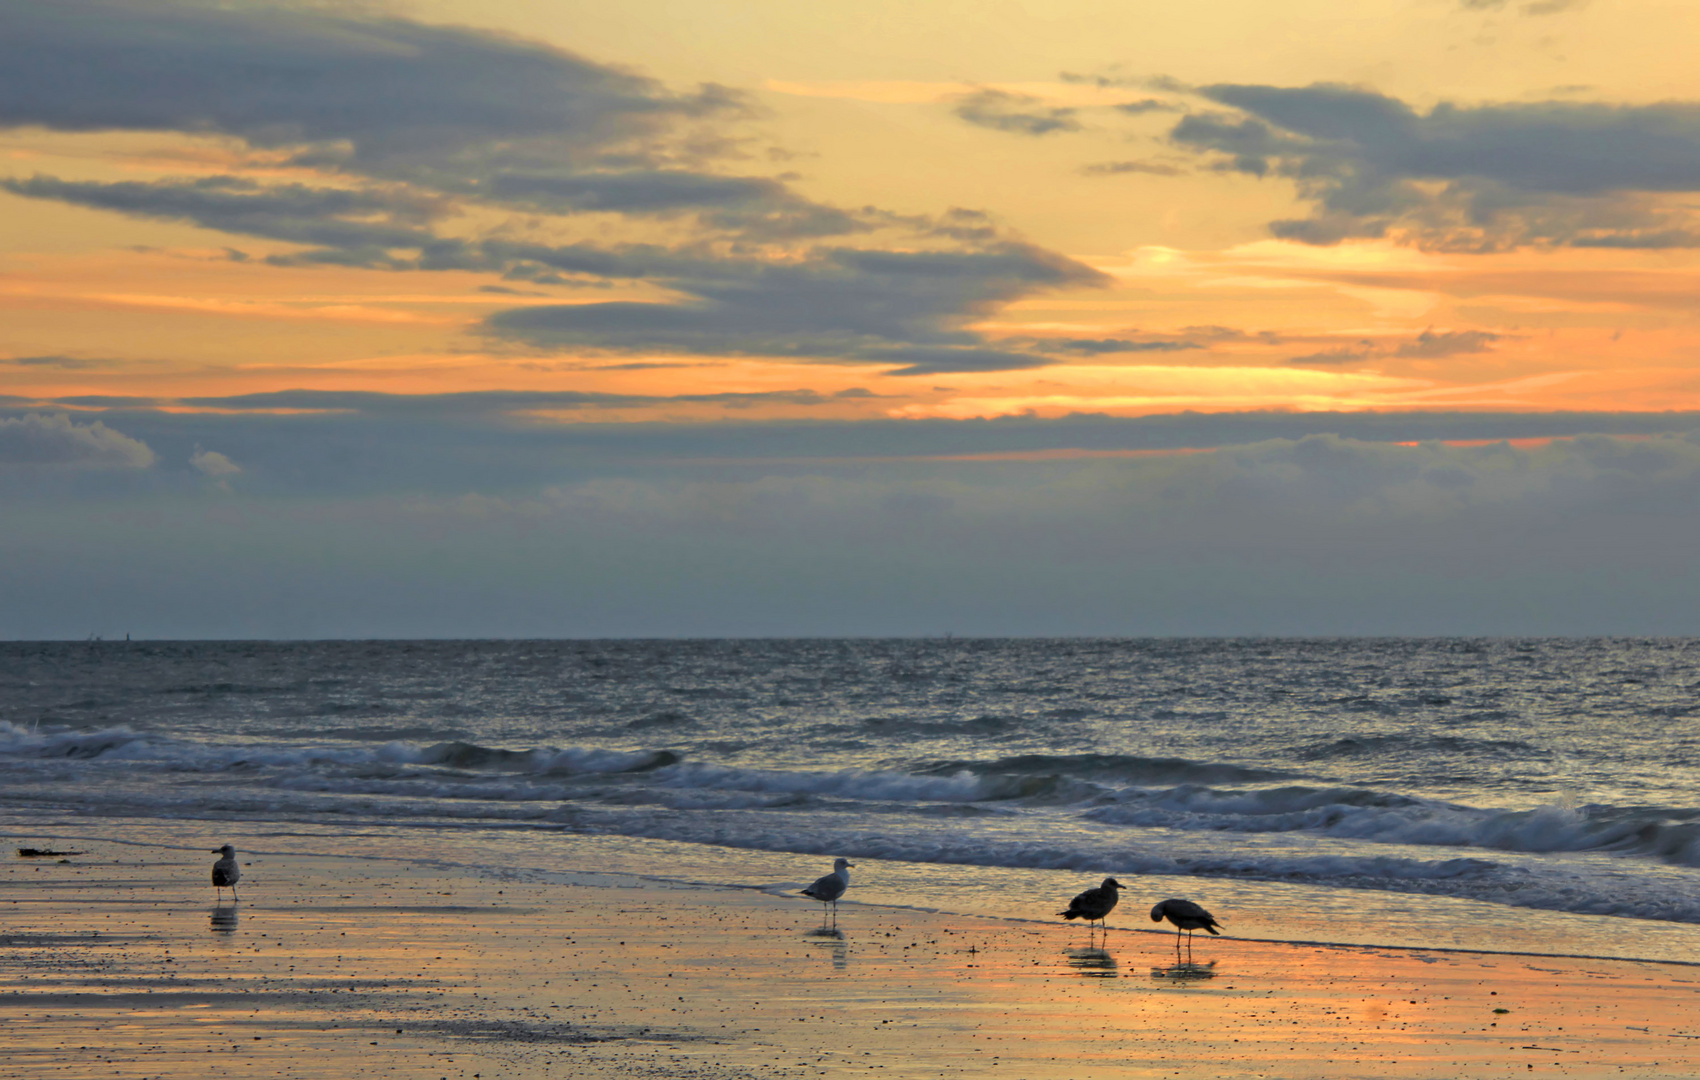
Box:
left=5, top=840, right=1700, bottom=1079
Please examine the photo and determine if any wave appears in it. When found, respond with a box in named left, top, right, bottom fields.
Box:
left=1084, top=783, right=1700, bottom=866
left=3, top=722, right=1697, bottom=870
left=1294, top=734, right=1539, bottom=761
left=920, top=753, right=1288, bottom=786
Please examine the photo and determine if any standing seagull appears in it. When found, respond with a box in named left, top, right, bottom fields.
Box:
left=1150, top=898, right=1220, bottom=959
left=1059, top=877, right=1125, bottom=933
left=211, top=844, right=241, bottom=902
left=800, top=858, right=853, bottom=923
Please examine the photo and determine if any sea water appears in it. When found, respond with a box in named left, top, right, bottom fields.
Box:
left=3, top=638, right=1697, bottom=961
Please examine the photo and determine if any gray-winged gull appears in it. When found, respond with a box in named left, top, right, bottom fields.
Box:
left=1059, top=877, right=1125, bottom=932
left=1150, top=898, right=1220, bottom=958
left=211, top=844, right=241, bottom=902
left=800, top=858, right=853, bottom=921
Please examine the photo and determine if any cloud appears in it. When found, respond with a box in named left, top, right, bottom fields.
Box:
left=1169, top=83, right=1700, bottom=249
left=1080, top=160, right=1187, bottom=177
left=3, top=354, right=111, bottom=369
left=14, top=426, right=1700, bottom=636
left=0, top=413, right=155, bottom=468
left=953, top=89, right=1082, bottom=136
left=482, top=171, right=865, bottom=238
left=483, top=243, right=1106, bottom=374
left=1112, top=99, right=1178, bottom=116
left=1461, top=0, right=1589, bottom=13
left=1287, top=329, right=1499, bottom=366
left=0, top=0, right=1100, bottom=370
left=1046, top=338, right=1203, bottom=355
left=1286, top=344, right=1375, bottom=366
left=1393, top=329, right=1500, bottom=358
left=72, top=387, right=877, bottom=417
left=189, top=447, right=241, bottom=476
left=0, top=0, right=736, bottom=181
left=3, top=175, right=447, bottom=265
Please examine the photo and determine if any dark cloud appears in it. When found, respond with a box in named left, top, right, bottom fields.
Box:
left=4, top=354, right=111, bottom=369
left=0, top=0, right=734, bottom=180
left=481, top=171, right=866, bottom=239
left=1394, top=329, right=1500, bottom=358
left=1112, top=99, right=1178, bottom=116
left=1288, top=329, right=1499, bottom=366
left=54, top=387, right=869, bottom=418
left=10, top=414, right=1700, bottom=636
left=953, top=90, right=1082, bottom=136
left=1080, top=160, right=1187, bottom=177
left=1170, top=83, right=1700, bottom=249
left=1046, top=338, right=1202, bottom=355
left=484, top=244, right=1106, bottom=374
left=0, top=412, right=155, bottom=468
left=3, top=175, right=446, bottom=264
left=0, top=0, right=1098, bottom=370
left=1286, top=344, right=1375, bottom=366
left=1461, top=0, right=1589, bottom=13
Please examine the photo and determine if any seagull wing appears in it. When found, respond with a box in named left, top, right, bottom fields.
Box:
left=801, top=872, right=846, bottom=902
left=1060, top=886, right=1113, bottom=919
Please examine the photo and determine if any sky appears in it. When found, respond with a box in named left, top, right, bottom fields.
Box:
left=5, top=0, right=1700, bottom=638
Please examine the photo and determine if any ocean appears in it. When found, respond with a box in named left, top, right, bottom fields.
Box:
left=4, top=638, right=1698, bottom=962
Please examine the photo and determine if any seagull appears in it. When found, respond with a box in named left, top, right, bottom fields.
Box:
left=1150, top=898, right=1220, bottom=959
left=1058, top=877, right=1125, bottom=932
left=800, top=858, right=853, bottom=922
left=211, top=844, right=241, bottom=902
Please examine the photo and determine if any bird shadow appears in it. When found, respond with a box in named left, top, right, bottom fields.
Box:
left=209, top=905, right=239, bottom=935
left=1150, top=960, right=1217, bottom=981
left=1063, top=947, right=1119, bottom=978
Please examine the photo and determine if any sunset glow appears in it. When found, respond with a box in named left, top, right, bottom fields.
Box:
left=7, top=0, right=1700, bottom=636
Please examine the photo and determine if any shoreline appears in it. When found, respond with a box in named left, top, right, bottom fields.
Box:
left=7, top=835, right=1700, bottom=1078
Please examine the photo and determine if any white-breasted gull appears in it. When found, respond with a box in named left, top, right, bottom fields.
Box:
left=800, top=858, right=853, bottom=921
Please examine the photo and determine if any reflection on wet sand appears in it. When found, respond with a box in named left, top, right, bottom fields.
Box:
left=209, top=905, right=238, bottom=934
left=1064, top=947, right=1118, bottom=978
left=804, top=926, right=848, bottom=970
left=1151, top=960, right=1217, bottom=981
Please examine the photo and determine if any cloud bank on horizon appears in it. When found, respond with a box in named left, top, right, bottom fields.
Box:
left=4, top=0, right=1700, bottom=635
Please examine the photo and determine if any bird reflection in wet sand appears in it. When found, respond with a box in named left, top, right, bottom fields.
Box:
left=803, top=926, right=848, bottom=971
left=1064, top=946, right=1118, bottom=978
left=1151, top=960, right=1216, bottom=981
left=209, top=905, right=239, bottom=934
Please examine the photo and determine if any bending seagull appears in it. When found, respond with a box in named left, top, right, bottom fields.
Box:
left=211, top=844, right=241, bottom=902
left=800, top=858, right=853, bottom=923
left=1059, top=877, right=1125, bottom=933
left=1150, top=898, right=1220, bottom=959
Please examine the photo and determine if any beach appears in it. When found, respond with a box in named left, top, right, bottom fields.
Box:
left=7, top=834, right=1700, bottom=1080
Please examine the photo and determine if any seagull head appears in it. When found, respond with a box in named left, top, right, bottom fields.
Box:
left=214, top=844, right=235, bottom=857
left=833, top=858, right=854, bottom=871
left=1100, top=878, right=1124, bottom=891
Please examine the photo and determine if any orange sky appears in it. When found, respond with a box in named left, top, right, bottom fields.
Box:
left=4, top=0, right=1700, bottom=424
